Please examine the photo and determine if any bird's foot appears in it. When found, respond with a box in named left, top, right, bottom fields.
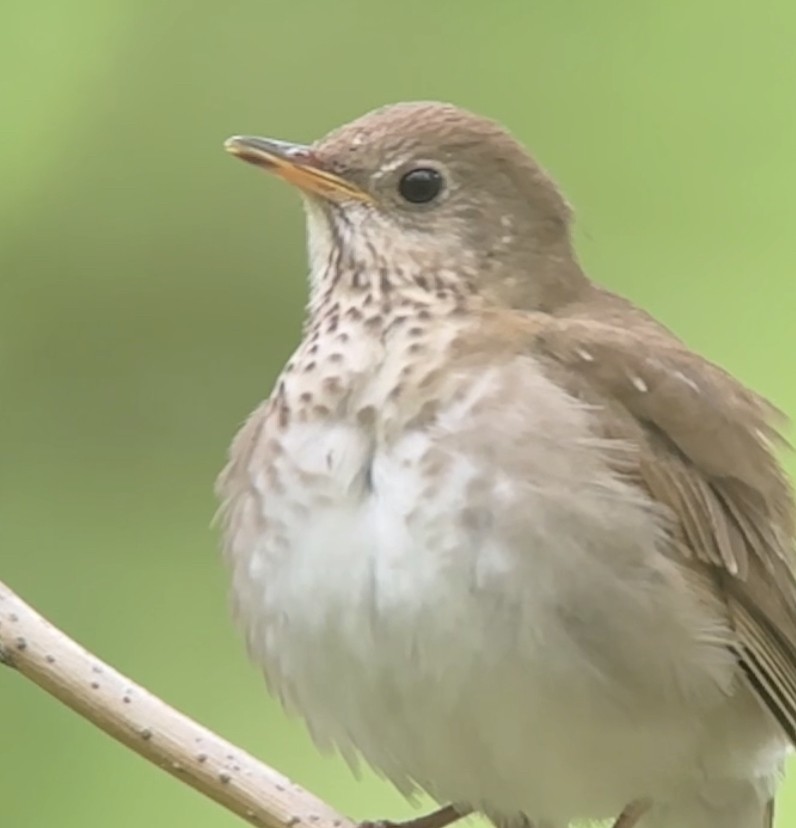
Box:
left=611, top=798, right=651, bottom=828
left=359, top=804, right=468, bottom=828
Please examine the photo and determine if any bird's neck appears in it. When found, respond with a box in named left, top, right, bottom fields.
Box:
left=304, top=278, right=475, bottom=342
left=272, top=274, right=477, bottom=441
left=304, top=232, right=481, bottom=336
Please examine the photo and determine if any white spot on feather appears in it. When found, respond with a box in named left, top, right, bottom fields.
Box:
left=673, top=370, right=700, bottom=393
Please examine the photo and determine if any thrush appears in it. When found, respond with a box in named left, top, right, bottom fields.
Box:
left=217, top=102, right=795, bottom=828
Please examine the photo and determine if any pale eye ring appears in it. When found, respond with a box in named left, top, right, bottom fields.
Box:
left=398, top=168, right=444, bottom=204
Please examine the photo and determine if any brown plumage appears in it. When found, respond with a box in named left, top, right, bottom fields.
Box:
left=219, top=102, right=795, bottom=828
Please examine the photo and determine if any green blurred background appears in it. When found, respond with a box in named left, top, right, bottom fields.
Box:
left=2, top=2, right=796, bottom=826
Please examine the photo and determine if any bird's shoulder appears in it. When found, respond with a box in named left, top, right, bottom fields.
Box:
left=464, top=292, right=796, bottom=742
left=462, top=292, right=793, bottom=540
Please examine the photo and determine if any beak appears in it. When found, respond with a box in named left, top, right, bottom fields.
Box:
left=224, top=135, right=371, bottom=203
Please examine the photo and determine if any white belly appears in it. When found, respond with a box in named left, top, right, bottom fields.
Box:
left=223, top=359, right=775, bottom=826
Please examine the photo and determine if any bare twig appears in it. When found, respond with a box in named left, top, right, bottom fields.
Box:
left=0, top=579, right=353, bottom=828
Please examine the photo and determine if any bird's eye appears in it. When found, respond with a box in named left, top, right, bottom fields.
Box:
left=398, top=168, right=444, bottom=204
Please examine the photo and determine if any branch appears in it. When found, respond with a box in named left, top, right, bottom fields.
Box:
left=0, top=578, right=353, bottom=828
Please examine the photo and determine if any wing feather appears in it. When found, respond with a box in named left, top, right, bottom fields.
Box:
left=528, top=308, right=796, bottom=744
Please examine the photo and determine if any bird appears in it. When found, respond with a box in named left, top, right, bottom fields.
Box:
left=217, top=101, right=796, bottom=828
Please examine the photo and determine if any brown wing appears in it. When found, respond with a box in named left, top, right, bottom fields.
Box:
left=532, top=311, right=796, bottom=743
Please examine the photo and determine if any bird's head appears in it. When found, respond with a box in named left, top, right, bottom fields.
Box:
left=226, top=101, right=585, bottom=311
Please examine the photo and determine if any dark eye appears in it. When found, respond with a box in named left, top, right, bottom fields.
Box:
left=398, top=168, right=444, bottom=204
